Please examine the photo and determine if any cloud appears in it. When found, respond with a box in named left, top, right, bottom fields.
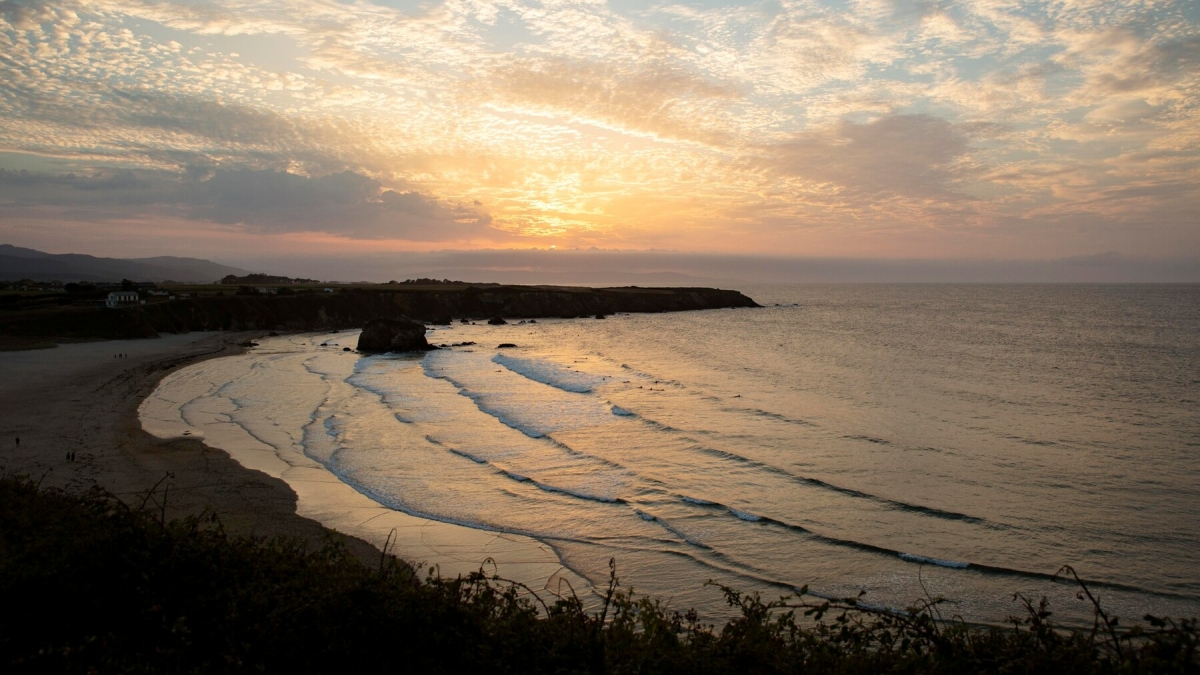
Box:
left=1084, top=33, right=1200, bottom=95
left=486, top=56, right=738, bottom=144
left=764, top=114, right=973, bottom=199
left=0, top=0, right=57, bottom=31
left=0, top=81, right=384, bottom=176
left=193, top=168, right=493, bottom=239
left=0, top=168, right=495, bottom=241
left=0, top=0, right=1198, bottom=258
left=0, top=168, right=174, bottom=206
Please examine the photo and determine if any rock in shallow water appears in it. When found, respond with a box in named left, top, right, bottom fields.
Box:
left=356, top=318, right=437, bottom=353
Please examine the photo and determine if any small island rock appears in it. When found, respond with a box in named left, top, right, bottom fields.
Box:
left=357, top=318, right=437, bottom=353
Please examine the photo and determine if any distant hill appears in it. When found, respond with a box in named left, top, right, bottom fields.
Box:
left=0, top=245, right=248, bottom=283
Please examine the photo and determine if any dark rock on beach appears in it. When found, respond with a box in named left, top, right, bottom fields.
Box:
left=488, top=317, right=508, bottom=325
left=356, top=318, right=436, bottom=353
left=497, top=343, right=517, bottom=349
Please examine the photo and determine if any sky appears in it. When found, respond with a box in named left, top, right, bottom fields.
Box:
left=0, top=0, right=1197, bottom=271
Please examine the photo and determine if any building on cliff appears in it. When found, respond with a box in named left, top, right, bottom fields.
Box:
left=106, top=291, right=140, bottom=308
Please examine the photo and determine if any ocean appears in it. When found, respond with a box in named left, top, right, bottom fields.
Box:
left=143, top=284, right=1200, bottom=625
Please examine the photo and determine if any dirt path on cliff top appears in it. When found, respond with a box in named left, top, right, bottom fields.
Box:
left=0, top=332, right=381, bottom=563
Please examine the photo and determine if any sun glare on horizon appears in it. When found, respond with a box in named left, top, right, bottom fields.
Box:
left=0, top=0, right=1197, bottom=261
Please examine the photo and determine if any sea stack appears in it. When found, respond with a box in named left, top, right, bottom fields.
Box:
left=357, top=318, right=437, bottom=353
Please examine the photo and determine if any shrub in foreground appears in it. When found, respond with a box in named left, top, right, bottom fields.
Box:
left=0, top=474, right=1196, bottom=674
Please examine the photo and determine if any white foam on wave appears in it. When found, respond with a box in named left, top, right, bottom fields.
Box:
left=611, top=405, right=635, bottom=417
left=899, top=553, right=969, bottom=569
left=525, top=478, right=623, bottom=504
left=493, top=353, right=608, bottom=393
left=682, top=495, right=715, bottom=506
left=494, top=465, right=626, bottom=504
left=465, top=392, right=549, bottom=438
left=537, top=476, right=623, bottom=503
left=730, top=508, right=762, bottom=522
left=425, top=350, right=614, bottom=437
left=635, top=510, right=711, bottom=548
left=346, top=355, right=429, bottom=417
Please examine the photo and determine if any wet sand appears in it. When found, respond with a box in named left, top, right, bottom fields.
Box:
left=140, top=333, right=585, bottom=593
left=0, top=333, right=585, bottom=599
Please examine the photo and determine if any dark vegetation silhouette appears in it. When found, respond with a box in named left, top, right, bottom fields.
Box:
left=220, top=273, right=321, bottom=285
left=1, top=473, right=1195, bottom=673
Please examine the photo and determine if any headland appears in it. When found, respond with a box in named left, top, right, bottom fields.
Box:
left=0, top=282, right=759, bottom=345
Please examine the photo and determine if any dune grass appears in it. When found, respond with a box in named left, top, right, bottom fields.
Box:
left=1, top=473, right=1195, bottom=674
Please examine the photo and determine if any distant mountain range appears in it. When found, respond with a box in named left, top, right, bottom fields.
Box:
left=0, top=245, right=248, bottom=283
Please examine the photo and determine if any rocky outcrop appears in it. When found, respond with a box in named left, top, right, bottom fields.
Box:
left=356, top=318, right=436, bottom=353
left=141, top=285, right=759, bottom=333
left=488, top=317, right=508, bottom=325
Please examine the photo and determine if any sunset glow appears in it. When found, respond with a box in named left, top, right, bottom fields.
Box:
left=1, top=0, right=1197, bottom=260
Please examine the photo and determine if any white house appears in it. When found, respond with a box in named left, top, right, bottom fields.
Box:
left=106, top=291, right=139, bottom=308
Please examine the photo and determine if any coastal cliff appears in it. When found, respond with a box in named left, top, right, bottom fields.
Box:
left=0, top=285, right=759, bottom=341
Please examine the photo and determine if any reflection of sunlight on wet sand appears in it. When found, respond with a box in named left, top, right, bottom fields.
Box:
left=139, top=333, right=588, bottom=601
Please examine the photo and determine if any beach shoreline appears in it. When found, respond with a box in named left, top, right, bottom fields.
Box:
left=0, top=332, right=398, bottom=566
left=137, top=332, right=587, bottom=595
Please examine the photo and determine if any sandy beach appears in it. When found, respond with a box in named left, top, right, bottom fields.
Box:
left=0, top=332, right=585, bottom=598
left=0, top=333, right=385, bottom=555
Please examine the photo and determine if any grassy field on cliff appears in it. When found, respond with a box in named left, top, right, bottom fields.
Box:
left=1, top=473, right=1195, bottom=674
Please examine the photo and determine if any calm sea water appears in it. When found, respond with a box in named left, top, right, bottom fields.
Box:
left=157, top=284, right=1200, bottom=624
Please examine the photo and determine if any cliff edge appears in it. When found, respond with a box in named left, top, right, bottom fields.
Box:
left=0, top=284, right=760, bottom=342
